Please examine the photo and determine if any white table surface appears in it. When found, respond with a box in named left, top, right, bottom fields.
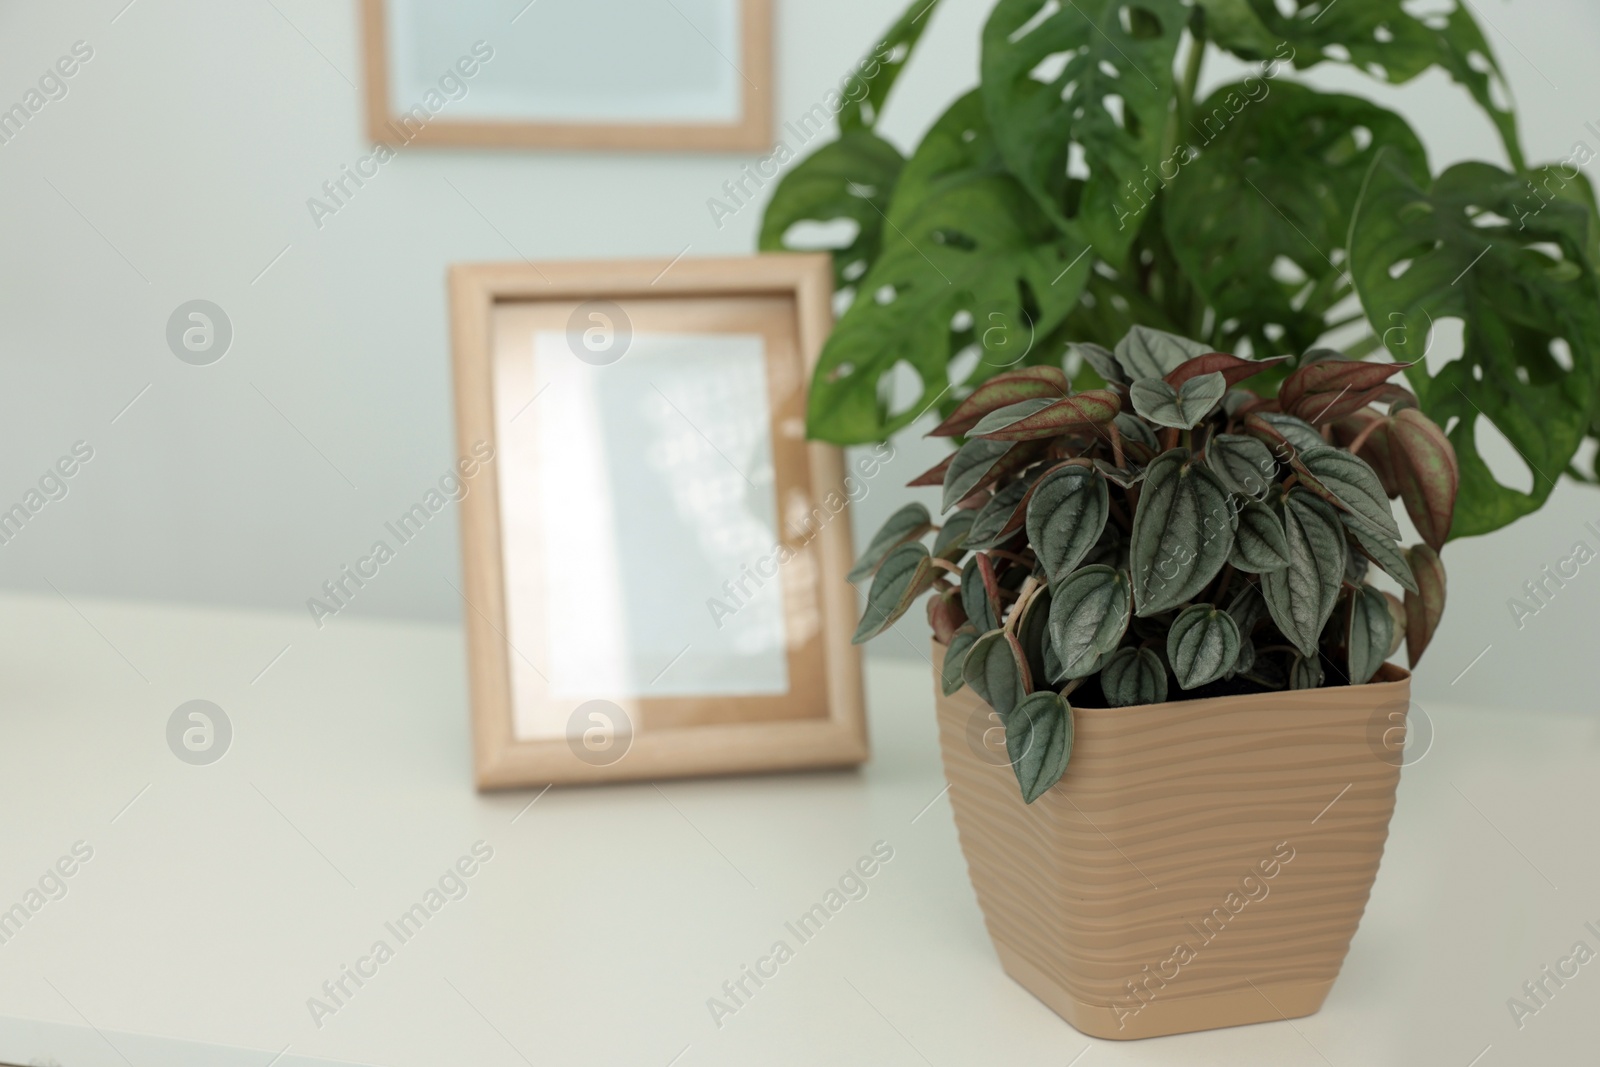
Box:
left=0, top=590, right=1595, bottom=1067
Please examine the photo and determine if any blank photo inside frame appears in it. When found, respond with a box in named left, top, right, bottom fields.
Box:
left=449, top=256, right=867, bottom=788
left=361, top=0, right=771, bottom=151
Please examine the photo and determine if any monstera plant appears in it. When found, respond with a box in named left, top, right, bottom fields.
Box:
left=761, top=0, right=1600, bottom=542
left=848, top=326, right=1456, bottom=801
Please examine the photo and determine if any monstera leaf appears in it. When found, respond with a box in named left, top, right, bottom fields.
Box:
left=1165, top=83, right=1429, bottom=358
left=808, top=91, right=1092, bottom=444
left=759, top=132, right=905, bottom=289
left=1350, top=153, right=1600, bottom=537
left=838, top=0, right=946, bottom=133
left=981, top=0, right=1190, bottom=258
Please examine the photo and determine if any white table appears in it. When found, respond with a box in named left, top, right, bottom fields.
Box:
left=0, top=591, right=1593, bottom=1066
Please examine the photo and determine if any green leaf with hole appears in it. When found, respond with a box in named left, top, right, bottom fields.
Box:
left=1129, top=450, right=1235, bottom=616
left=1207, top=434, right=1276, bottom=498
left=963, top=628, right=1032, bottom=718
left=837, top=0, right=946, bottom=134
left=1348, top=585, right=1393, bottom=685
left=1350, top=152, right=1600, bottom=538
left=1229, top=499, right=1291, bottom=573
left=1100, top=647, right=1168, bottom=708
left=1047, top=565, right=1131, bottom=680
left=1261, top=490, right=1347, bottom=657
left=1294, top=446, right=1402, bottom=540
left=848, top=503, right=932, bottom=583
left=1130, top=372, right=1227, bottom=430
left=852, top=542, right=935, bottom=643
left=1005, top=689, right=1074, bottom=804
left=1026, top=466, right=1109, bottom=584
left=1168, top=604, right=1242, bottom=691
left=758, top=131, right=906, bottom=290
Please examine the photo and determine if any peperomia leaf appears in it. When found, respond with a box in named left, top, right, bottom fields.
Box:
left=980, top=0, right=1189, bottom=258
left=1046, top=565, right=1131, bottom=680
left=1245, top=411, right=1325, bottom=455
left=1294, top=447, right=1402, bottom=541
left=1100, top=647, right=1168, bottom=708
left=1226, top=582, right=1268, bottom=637
left=1289, top=653, right=1324, bottom=691
left=1005, top=689, right=1073, bottom=804
left=1071, top=341, right=1124, bottom=385
left=1229, top=499, right=1291, bottom=573
left=1348, top=585, right=1394, bottom=686
left=932, top=509, right=976, bottom=558
left=1350, top=152, right=1600, bottom=538
left=1404, top=544, right=1447, bottom=667
left=1115, top=325, right=1209, bottom=381
left=1279, top=358, right=1411, bottom=426
left=1167, top=353, right=1288, bottom=389
left=941, top=625, right=979, bottom=696
left=1130, top=372, right=1227, bottom=430
left=967, top=391, right=1121, bottom=441
left=966, top=477, right=1032, bottom=548
left=963, top=628, right=1032, bottom=718
left=1026, top=466, right=1110, bottom=584
left=848, top=502, right=932, bottom=583
left=942, top=437, right=1013, bottom=511
left=960, top=554, right=1000, bottom=633
left=852, top=542, right=935, bottom=643
left=1129, top=450, right=1235, bottom=616
left=930, top=366, right=1069, bottom=436
left=1388, top=407, right=1459, bottom=551
left=1207, top=434, right=1276, bottom=498
left=1341, top=515, right=1419, bottom=595
left=1168, top=604, right=1242, bottom=691
left=758, top=131, right=905, bottom=289
left=1015, top=585, right=1053, bottom=686
left=1261, top=490, right=1346, bottom=657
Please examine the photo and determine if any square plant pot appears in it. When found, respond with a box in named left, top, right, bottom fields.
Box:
left=932, top=642, right=1410, bottom=1040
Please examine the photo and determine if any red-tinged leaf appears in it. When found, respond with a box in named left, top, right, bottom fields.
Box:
left=969, top=390, right=1121, bottom=441
left=1383, top=592, right=1406, bottom=658
left=1404, top=544, right=1446, bottom=667
left=907, top=453, right=953, bottom=487
left=927, top=588, right=967, bottom=645
left=951, top=440, right=1046, bottom=509
left=1332, top=411, right=1400, bottom=496
left=1166, top=353, right=1289, bottom=389
left=928, top=367, right=1070, bottom=437
left=1279, top=358, right=1412, bottom=416
left=1232, top=394, right=1281, bottom=417
left=1295, top=382, right=1417, bottom=425
left=1390, top=408, right=1460, bottom=550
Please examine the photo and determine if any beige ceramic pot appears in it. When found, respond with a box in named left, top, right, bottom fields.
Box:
left=932, top=642, right=1410, bottom=1040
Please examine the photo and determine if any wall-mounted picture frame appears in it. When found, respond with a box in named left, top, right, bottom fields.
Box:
left=449, top=254, right=870, bottom=788
left=360, top=0, right=772, bottom=152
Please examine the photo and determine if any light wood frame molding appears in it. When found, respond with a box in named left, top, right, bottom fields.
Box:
left=360, top=0, right=772, bottom=152
left=449, top=254, right=868, bottom=789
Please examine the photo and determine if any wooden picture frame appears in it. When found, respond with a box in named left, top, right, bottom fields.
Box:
left=449, top=254, right=869, bottom=788
left=359, top=0, right=772, bottom=152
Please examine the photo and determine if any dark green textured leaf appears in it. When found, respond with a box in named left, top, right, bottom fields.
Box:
left=1226, top=583, right=1268, bottom=637
left=1046, top=565, right=1131, bottom=680
left=941, top=626, right=979, bottom=696
left=1015, top=585, right=1053, bottom=686
left=1071, top=341, right=1124, bottom=384
left=1245, top=411, right=1325, bottom=455
left=1341, top=515, right=1419, bottom=595
left=960, top=554, right=999, bottom=633
left=981, top=0, right=1189, bottom=258
left=853, top=542, right=934, bottom=642
left=1289, top=653, right=1324, bottom=690
left=848, top=502, right=932, bottom=582
left=963, top=628, right=1032, bottom=718
left=1229, top=499, right=1291, bottom=573
left=1261, top=490, right=1347, bottom=657
left=1129, top=371, right=1226, bottom=430
left=1026, top=466, right=1110, bottom=584
left=1005, top=689, right=1074, bottom=804
left=1348, top=585, right=1393, bottom=685
left=1350, top=152, right=1600, bottom=537
left=759, top=131, right=905, bottom=290
left=1207, top=433, right=1276, bottom=498
left=1100, top=647, right=1168, bottom=708
left=1295, top=446, right=1403, bottom=540
left=1129, top=450, right=1235, bottom=616
left=1168, top=605, right=1242, bottom=690
left=943, top=437, right=1013, bottom=511
left=966, top=477, right=1032, bottom=548
left=932, top=509, right=976, bottom=558
left=1115, top=325, right=1208, bottom=381
left=1113, top=411, right=1159, bottom=456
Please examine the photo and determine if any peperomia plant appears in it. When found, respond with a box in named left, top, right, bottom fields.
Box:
left=849, top=326, right=1458, bottom=802
left=761, top=0, right=1600, bottom=543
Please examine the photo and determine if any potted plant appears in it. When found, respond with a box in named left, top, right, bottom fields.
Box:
left=760, top=0, right=1600, bottom=1042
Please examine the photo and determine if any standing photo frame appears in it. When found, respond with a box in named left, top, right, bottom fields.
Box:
left=449, top=254, right=871, bottom=788
left=360, top=0, right=772, bottom=152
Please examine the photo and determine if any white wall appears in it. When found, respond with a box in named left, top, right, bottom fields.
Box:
left=1, top=0, right=1597, bottom=714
